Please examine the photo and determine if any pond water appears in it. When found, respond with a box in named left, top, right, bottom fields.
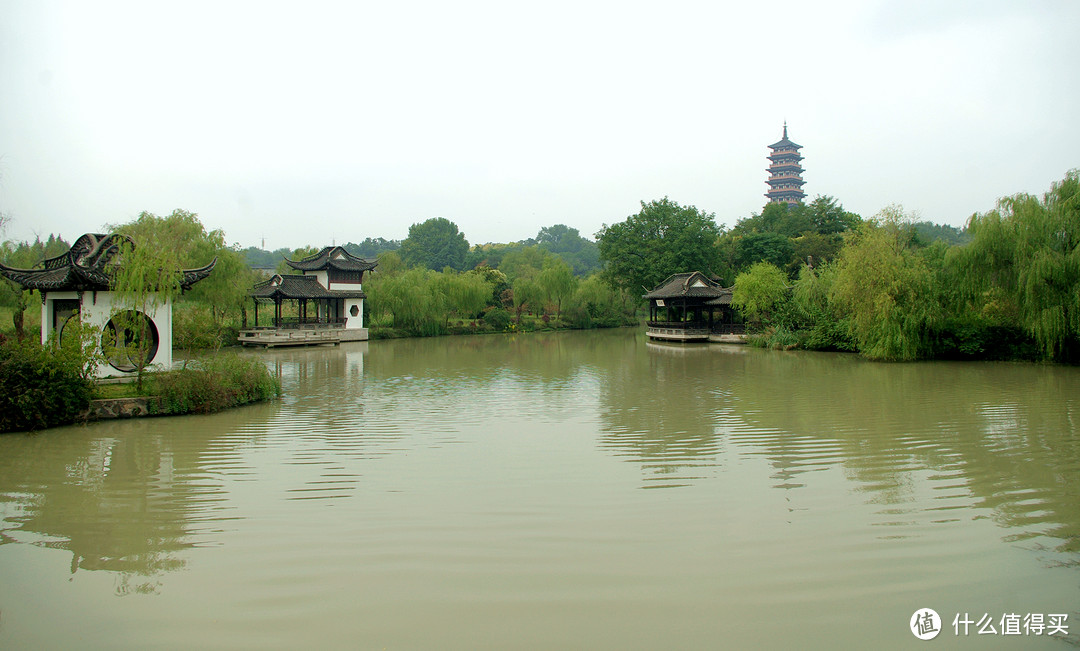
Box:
left=1, top=328, right=1078, bottom=649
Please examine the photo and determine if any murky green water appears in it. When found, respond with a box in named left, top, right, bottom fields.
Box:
left=1, top=329, right=1078, bottom=649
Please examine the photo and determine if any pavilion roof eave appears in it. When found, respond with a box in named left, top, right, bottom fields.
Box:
left=283, top=246, right=378, bottom=273
left=250, top=273, right=366, bottom=300
left=643, top=271, right=732, bottom=301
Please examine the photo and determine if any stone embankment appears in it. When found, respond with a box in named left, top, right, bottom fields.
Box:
left=82, top=397, right=165, bottom=421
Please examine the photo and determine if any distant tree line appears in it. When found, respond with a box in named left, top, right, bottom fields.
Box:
left=724, top=172, right=1080, bottom=363
left=3, top=170, right=1074, bottom=362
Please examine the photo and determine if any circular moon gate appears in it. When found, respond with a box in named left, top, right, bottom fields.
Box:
left=101, top=310, right=160, bottom=372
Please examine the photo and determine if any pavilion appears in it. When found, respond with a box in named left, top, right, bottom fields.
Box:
left=0, top=232, right=216, bottom=377
left=239, top=246, right=376, bottom=347
left=643, top=271, right=744, bottom=343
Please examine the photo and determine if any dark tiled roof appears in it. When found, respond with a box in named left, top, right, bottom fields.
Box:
left=180, top=259, right=218, bottom=289
left=643, top=271, right=732, bottom=300
left=768, top=124, right=802, bottom=150
left=283, top=246, right=378, bottom=273
left=0, top=232, right=215, bottom=291
left=250, top=274, right=367, bottom=300
left=768, top=137, right=802, bottom=149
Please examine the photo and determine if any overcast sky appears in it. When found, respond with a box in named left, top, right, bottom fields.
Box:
left=1, top=1, right=1077, bottom=251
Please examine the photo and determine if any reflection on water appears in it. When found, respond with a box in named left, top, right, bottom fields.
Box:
left=1, top=329, right=1079, bottom=649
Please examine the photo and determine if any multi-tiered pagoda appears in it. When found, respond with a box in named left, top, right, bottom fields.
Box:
left=765, top=123, right=806, bottom=205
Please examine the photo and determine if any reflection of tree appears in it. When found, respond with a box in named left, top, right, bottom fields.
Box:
left=715, top=347, right=1080, bottom=553
left=596, top=338, right=737, bottom=487
left=0, top=372, right=283, bottom=593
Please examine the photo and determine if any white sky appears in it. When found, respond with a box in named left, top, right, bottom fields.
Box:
left=1, top=0, right=1077, bottom=250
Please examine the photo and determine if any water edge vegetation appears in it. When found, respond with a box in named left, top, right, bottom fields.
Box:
left=1, top=171, right=1077, bottom=431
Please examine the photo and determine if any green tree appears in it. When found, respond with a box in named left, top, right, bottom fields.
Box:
left=734, top=232, right=794, bottom=272
left=188, top=246, right=257, bottom=329
left=400, top=217, right=469, bottom=271
left=0, top=235, right=71, bottom=337
left=732, top=262, right=789, bottom=328
left=597, top=197, right=722, bottom=297
left=375, top=250, right=406, bottom=277
left=498, top=245, right=550, bottom=282
left=111, top=210, right=247, bottom=344
left=465, top=241, right=525, bottom=270
left=365, top=267, right=445, bottom=336
left=275, top=245, right=320, bottom=274
left=829, top=206, right=941, bottom=361
left=433, top=271, right=493, bottom=325
left=343, top=237, right=402, bottom=258
left=107, top=234, right=186, bottom=390
left=511, top=276, right=541, bottom=323
left=536, top=256, right=577, bottom=320
left=787, top=231, right=843, bottom=277
left=535, top=224, right=601, bottom=276
left=804, top=195, right=860, bottom=235
left=468, top=265, right=510, bottom=307
left=950, top=170, right=1080, bottom=361
left=791, top=262, right=854, bottom=351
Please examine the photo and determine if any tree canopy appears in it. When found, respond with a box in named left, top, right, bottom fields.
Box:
left=828, top=206, right=941, bottom=361
left=951, top=170, right=1080, bottom=360
left=535, top=224, right=601, bottom=276
left=597, top=197, right=722, bottom=296
left=399, top=217, right=469, bottom=271
left=732, top=262, right=789, bottom=327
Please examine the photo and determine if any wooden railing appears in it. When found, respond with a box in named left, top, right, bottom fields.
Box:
left=261, top=317, right=347, bottom=329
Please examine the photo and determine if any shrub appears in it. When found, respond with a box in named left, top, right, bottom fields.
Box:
left=0, top=335, right=94, bottom=432
left=152, top=352, right=280, bottom=414
left=483, top=308, right=512, bottom=332
left=766, top=327, right=800, bottom=350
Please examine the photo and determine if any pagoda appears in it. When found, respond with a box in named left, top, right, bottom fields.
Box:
left=239, top=246, right=376, bottom=346
left=765, top=123, right=806, bottom=205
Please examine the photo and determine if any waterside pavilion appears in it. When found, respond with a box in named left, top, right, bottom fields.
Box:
left=239, top=246, right=376, bottom=347
left=643, top=271, right=745, bottom=343
left=0, top=232, right=216, bottom=377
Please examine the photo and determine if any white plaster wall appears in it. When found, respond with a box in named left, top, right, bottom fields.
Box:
left=328, top=279, right=364, bottom=292
left=306, top=270, right=329, bottom=289
left=343, top=298, right=364, bottom=329
left=42, top=291, right=174, bottom=379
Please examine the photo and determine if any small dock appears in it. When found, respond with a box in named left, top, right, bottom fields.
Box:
left=646, top=324, right=711, bottom=342
left=238, top=327, right=342, bottom=348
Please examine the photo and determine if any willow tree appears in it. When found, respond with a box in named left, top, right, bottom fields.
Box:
left=107, top=236, right=185, bottom=390
left=829, top=206, right=940, bottom=361
left=732, top=261, right=789, bottom=328
left=365, top=267, right=445, bottom=336
left=536, top=256, right=576, bottom=320
left=433, top=270, right=493, bottom=326
left=951, top=171, right=1080, bottom=361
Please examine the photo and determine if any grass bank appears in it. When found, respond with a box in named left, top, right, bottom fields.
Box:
left=1, top=336, right=281, bottom=433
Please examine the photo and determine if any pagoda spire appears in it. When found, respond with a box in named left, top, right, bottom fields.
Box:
left=764, top=123, right=806, bottom=205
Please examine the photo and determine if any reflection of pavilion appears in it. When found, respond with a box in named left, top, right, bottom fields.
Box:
left=643, top=271, right=744, bottom=343
left=239, top=246, right=376, bottom=347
